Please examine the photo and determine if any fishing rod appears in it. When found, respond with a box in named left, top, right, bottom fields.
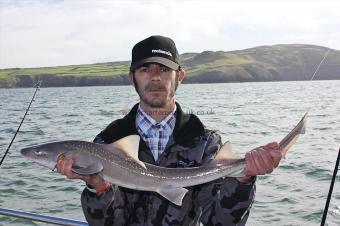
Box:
left=310, top=49, right=330, bottom=80
left=320, top=147, right=340, bottom=226
left=0, top=81, right=42, bottom=167
left=307, top=48, right=340, bottom=225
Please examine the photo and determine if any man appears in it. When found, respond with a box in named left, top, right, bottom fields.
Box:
left=57, top=35, right=282, bottom=225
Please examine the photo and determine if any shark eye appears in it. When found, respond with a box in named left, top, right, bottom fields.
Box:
left=34, top=150, right=46, bottom=156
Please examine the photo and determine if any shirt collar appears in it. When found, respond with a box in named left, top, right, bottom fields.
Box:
left=136, top=104, right=176, bottom=132
left=99, top=102, right=205, bottom=148
left=139, top=104, right=176, bottom=123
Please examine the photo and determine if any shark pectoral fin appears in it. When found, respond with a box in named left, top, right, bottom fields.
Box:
left=71, top=163, right=103, bottom=175
left=157, top=186, right=188, bottom=206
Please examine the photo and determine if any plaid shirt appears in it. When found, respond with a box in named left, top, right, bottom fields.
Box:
left=136, top=105, right=176, bottom=161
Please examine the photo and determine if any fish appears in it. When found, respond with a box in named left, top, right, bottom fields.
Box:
left=21, top=113, right=307, bottom=206
left=279, top=112, right=307, bottom=158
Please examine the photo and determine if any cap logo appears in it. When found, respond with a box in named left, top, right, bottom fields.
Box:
left=151, top=49, right=172, bottom=57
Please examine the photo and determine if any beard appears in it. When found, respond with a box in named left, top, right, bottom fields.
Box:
left=133, top=75, right=179, bottom=108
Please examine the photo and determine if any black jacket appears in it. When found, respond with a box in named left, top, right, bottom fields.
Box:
left=81, top=103, right=255, bottom=226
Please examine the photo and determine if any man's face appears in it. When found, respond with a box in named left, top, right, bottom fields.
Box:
left=132, top=63, right=180, bottom=108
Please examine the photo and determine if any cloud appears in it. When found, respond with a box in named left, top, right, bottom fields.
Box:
left=1, top=0, right=340, bottom=68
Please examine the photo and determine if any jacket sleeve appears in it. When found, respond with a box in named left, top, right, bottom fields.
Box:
left=81, top=186, right=116, bottom=226
left=198, top=131, right=256, bottom=226
left=80, top=134, right=116, bottom=226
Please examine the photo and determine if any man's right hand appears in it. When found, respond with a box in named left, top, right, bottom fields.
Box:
left=56, top=156, right=108, bottom=193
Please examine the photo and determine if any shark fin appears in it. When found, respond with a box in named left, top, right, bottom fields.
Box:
left=157, top=186, right=188, bottom=206
left=111, top=135, right=140, bottom=156
left=215, top=141, right=233, bottom=160
left=279, top=112, right=307, bottom=158
left=108, top=135, right=146, bottom=169
left=212, top=141, right=243, bottom=165
left=71, top=163, right=103, bottom=175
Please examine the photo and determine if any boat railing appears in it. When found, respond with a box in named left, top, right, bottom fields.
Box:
left=0, top=207, right=88, bottom=225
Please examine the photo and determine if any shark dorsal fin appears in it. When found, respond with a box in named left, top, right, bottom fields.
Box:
left=215, top=141, right=233, bottom=160
left=109, top=135, right=146, bottom=169
left=111, top=135, right=140, bottom=157
left=213, top=141, right=243, bottom=164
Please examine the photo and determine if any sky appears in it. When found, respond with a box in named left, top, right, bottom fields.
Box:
left=1, top=0, right=340, bottom=69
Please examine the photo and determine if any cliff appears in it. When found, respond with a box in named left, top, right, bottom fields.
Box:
left=1, top=44, right=339, bottom=88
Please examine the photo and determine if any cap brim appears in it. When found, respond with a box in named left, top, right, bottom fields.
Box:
left=130, top=57, right=179, bottom=71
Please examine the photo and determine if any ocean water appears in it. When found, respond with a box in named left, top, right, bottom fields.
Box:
left=0, top=81, right=339, bottom=226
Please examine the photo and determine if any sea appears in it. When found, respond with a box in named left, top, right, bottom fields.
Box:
left=0, top=81, right=339, bottom=226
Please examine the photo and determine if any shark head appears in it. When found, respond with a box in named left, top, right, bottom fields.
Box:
left=21, top=142, right=68, bottom=170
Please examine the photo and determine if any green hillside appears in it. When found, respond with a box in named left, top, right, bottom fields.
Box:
left=1, top=44, right=339, bottom=88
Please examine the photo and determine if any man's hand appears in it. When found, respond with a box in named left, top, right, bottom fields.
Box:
left=56, top=156, right=107, bottom=192
left=237, top=142, right=282, bottom=183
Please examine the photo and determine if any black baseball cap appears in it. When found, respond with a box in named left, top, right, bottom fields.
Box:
left=130, top=35, right=180, bottom=71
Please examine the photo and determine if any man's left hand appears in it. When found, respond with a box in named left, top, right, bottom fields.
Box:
left=237, top=142, right=282, bottom=183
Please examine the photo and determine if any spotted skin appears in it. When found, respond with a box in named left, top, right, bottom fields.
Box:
left=81, top=103, right=255, bottom=226
left=81, top=130, right=255, bottom=226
